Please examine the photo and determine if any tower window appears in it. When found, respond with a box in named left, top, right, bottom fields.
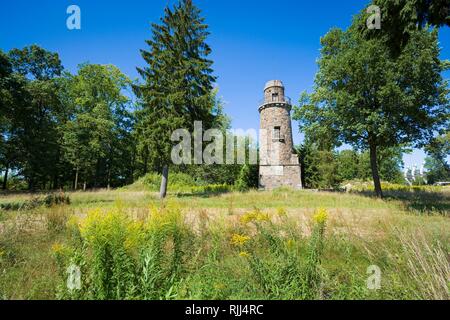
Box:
left=273, top=126, right=281, bottom=140
left=272, top=93, right=279, bottom=101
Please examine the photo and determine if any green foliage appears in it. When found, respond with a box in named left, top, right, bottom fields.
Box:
left=360, top=0, right=450, bottom=56
left=1, top=46, right=64, bottom=190
left=134, top=172, right=194, bottom=192
left=1, top=46, right=137, bottom=191
left=53, top=206, right=330, bottom=300
left=235, top=164, right=258, bottom=192
left=425, top=156, right=450, bottom=184
left=61, top=64, right=135, bottom=189
left=304, top=209, right=328, bottom=296
left=238, top=209, right=328, bottom=299
left=127, top=172, right=232, bottom=194
left=336, top=150, right=360, bottom=182
left=54, top=204, right=192, bottom=300
left=301, top=144, right=340, bottom=189
left=190, top=184, right=232, bottom=195
left=294, top=22, right=449, bottom=197
left=180, top=132, right=259, bottom=187
left=298, top=142, right=404, bottom=189
left=425, top=132, right=450, bottom=184
left=356, top=147, right=405, bottom=184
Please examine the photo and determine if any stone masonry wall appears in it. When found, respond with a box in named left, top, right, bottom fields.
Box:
left=259, top=81, right=302, bottom=190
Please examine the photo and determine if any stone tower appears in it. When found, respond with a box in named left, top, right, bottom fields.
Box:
left=259, top=80, right=302, bottom=190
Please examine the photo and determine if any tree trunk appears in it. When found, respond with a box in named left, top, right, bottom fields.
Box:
left=83, top=181, right=87, bottom=192
left=369, top=142, right=383, bottom=198
left=53, top=172, right=59, bottom=190
left=28, top=178, right=34, bottom=192
left=159, top=165, right=169, bottom=199
left=143, top=152, right=149, bottom=175
left=107, top=162, right=111, bottom=190
left=94, top=160, right=99, bottom=188
left=107, top=152, right=112, bottom=190
left=74, top=169, right=79, bottom=191
left=130, top=152, right=136, bottom=184
left=2, top=165, right=9, bottom=190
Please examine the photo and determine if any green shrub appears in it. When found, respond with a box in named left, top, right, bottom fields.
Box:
left=235, top=164, right=258, bottom=192
left=231, top=208, right=328, bottom=300
left=190, top=184, right=232, bottom=195
left=54, top=204, right=192, bottom=300
left=140, top=172, right=196, bottom=192
left=126, top=172, right=233, bottom=195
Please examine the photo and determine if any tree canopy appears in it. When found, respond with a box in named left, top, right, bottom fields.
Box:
left=361, top=0, right=450, bottom=55
left=295, top=19, right=449, bottom=197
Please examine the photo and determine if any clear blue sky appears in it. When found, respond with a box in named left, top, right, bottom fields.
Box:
left=1, top=0, right=449, bottom=168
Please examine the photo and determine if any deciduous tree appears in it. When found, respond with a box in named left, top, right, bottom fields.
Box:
left=296, top=23, right=449, bottom=197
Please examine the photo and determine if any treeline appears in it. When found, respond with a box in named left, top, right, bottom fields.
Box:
left=293, top=0, right=449, bottom=197
left=0, top=1, right=257, bottom=192
left=0, top=45, right=256, bottom=191
left=299, top=145, right=405, bottom=189
left=1, top=0, right=449, bottom=194
left=0, top=47, right=137, bottom=190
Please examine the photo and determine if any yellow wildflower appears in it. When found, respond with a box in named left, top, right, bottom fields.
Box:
left=240, top=209, right=270, bottom=224
left=214, top=283, right=226, bottom=290
left=286, top=239, right=296, bottom=250
left=256, top=212, right=270, bottom=222
left=240, top=212, right=257, bottom=224
left=51, top=243, right=68, bottom=255
left=277, top=207, right=287, bottom=217
left=66, top=215, right=80, bottom=230
left=124, top=221, right=144, bottom=251
left=231, top=234, right=251, bottom=247
left=313, top=208, right=328, bottom=224
left=239, top=251, right=251, bottom=258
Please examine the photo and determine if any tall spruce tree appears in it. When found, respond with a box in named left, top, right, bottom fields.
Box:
left=136, top=0, right=216, bottom=198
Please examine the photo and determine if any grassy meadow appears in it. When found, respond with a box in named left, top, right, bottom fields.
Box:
left=0, top=185, right=449, bottom=300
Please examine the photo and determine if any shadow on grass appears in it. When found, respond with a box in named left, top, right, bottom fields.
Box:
left=74, top=199, right=115, bottom=205
left=356, top=190, right=449, bottom=215
left=174, top=190, right=232, bottom=199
